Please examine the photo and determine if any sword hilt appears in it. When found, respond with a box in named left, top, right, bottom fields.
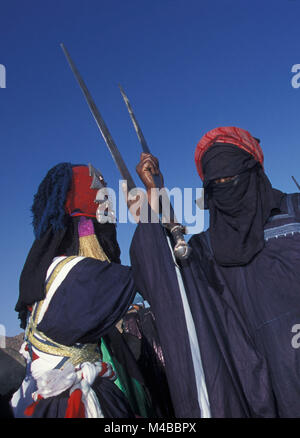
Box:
left=163, top=223, right=192, bottom=260
left=148, top=173, right=191, bottom=260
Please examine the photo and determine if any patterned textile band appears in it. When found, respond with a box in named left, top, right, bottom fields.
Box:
left=25, top=256, right=100, bottom=367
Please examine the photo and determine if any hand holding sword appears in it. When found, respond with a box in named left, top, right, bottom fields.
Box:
left=135, top=152, right=164, bottom=210
left=119, top=85, right=191, bottom=260
left=135, top=152, right=191, bottom=260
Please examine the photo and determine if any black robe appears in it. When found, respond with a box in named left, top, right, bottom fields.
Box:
left=103, top=307, right=174, bottom=418
left=130, top=192, right=300, bottom=418
left=14, top=257, right=137, bottom=418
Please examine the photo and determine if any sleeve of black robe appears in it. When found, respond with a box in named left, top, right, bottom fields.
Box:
left=37, top=258, right=136, bottom=346
left=130, top=222, right=201, bottom=418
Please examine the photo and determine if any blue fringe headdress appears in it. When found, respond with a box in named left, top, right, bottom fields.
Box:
left=31, top=162, right=73, bottom=239
left=16, top=163, right=75, bottom=328
left=16, top=162, right=120, bottom=329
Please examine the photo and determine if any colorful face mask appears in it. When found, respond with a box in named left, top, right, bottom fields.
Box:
left=65, top=164, right=115, bottom=223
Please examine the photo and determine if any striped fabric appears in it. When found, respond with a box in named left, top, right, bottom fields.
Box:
left=25, top=256, right=101, bottom=368
left=20, top=256, right=116, bottom=418
left=194, top=127, right=264, bottom=180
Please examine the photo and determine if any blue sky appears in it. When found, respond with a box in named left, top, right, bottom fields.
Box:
left=1, top=0, right=300, bottom=335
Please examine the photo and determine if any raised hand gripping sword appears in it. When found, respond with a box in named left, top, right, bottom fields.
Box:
left=119, top=84, right=191, bottom=259
left=60, top=43, right=190, bottom=260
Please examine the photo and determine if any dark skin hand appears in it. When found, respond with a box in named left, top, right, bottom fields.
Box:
left=135, top=153, right=179, bottom=223
left=136, top=152, right=164, bottom=199
left=122, top=152, right=163, bottom=222
left=124, top=153, right=168, bottom=222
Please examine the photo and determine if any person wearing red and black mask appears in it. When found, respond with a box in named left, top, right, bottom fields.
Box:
left=12, top=163, right=136, bottom=418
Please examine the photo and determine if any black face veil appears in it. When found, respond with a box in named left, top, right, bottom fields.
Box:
left=202, top=144, right=284, bottom=266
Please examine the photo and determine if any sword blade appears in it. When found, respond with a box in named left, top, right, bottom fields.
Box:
left=118, top=84, right=151, bottom=155
left=119, top=84, right=164, bottom=189
left=60, top=44, right=136, bottom=192
left=292, top=176, right=300, bottom=191
left=119, top=86, right=176, bottom=216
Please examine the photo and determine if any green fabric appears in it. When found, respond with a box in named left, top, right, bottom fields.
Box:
left=101, top=338, right=123, bottom=391
left=101, top=339, right=154, bottom=418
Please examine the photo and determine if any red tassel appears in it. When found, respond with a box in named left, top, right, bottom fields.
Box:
left=32, top=351, right=40, bottom=361
left=65, top=389, right=85, bottom=418
left=24, top=395, right=43, bottom=417
left=99, top=362, right=108, bottom=377
left=24, top=344, right=39, bottom=361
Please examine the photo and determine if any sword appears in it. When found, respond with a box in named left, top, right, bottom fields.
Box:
left=119, top=84, right=191, bottom=260
left=60, top=43, right=136, bottom=192
left=60, top=45, right=189, bottom=259
left=292, top=176, right=300, bottom=191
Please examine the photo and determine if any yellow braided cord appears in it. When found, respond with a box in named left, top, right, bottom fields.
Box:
left=26, top=256, right=100, bottom=366
left=78, top=234, right=110, bottom=262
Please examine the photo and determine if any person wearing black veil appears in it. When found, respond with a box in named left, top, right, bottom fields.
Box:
left=130, top=126, right=300, bottom=417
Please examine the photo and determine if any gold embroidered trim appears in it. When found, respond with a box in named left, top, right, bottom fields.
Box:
left=27, top=330, right=100, bottom=366
left=33, top=256, right=77, bottom=325
left=26, top=256, right=100, bottom=367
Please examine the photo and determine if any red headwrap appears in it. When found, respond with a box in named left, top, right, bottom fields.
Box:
left=65, top=166, right=98, bottom=218
left=195, top=127, right=264, bottom=181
